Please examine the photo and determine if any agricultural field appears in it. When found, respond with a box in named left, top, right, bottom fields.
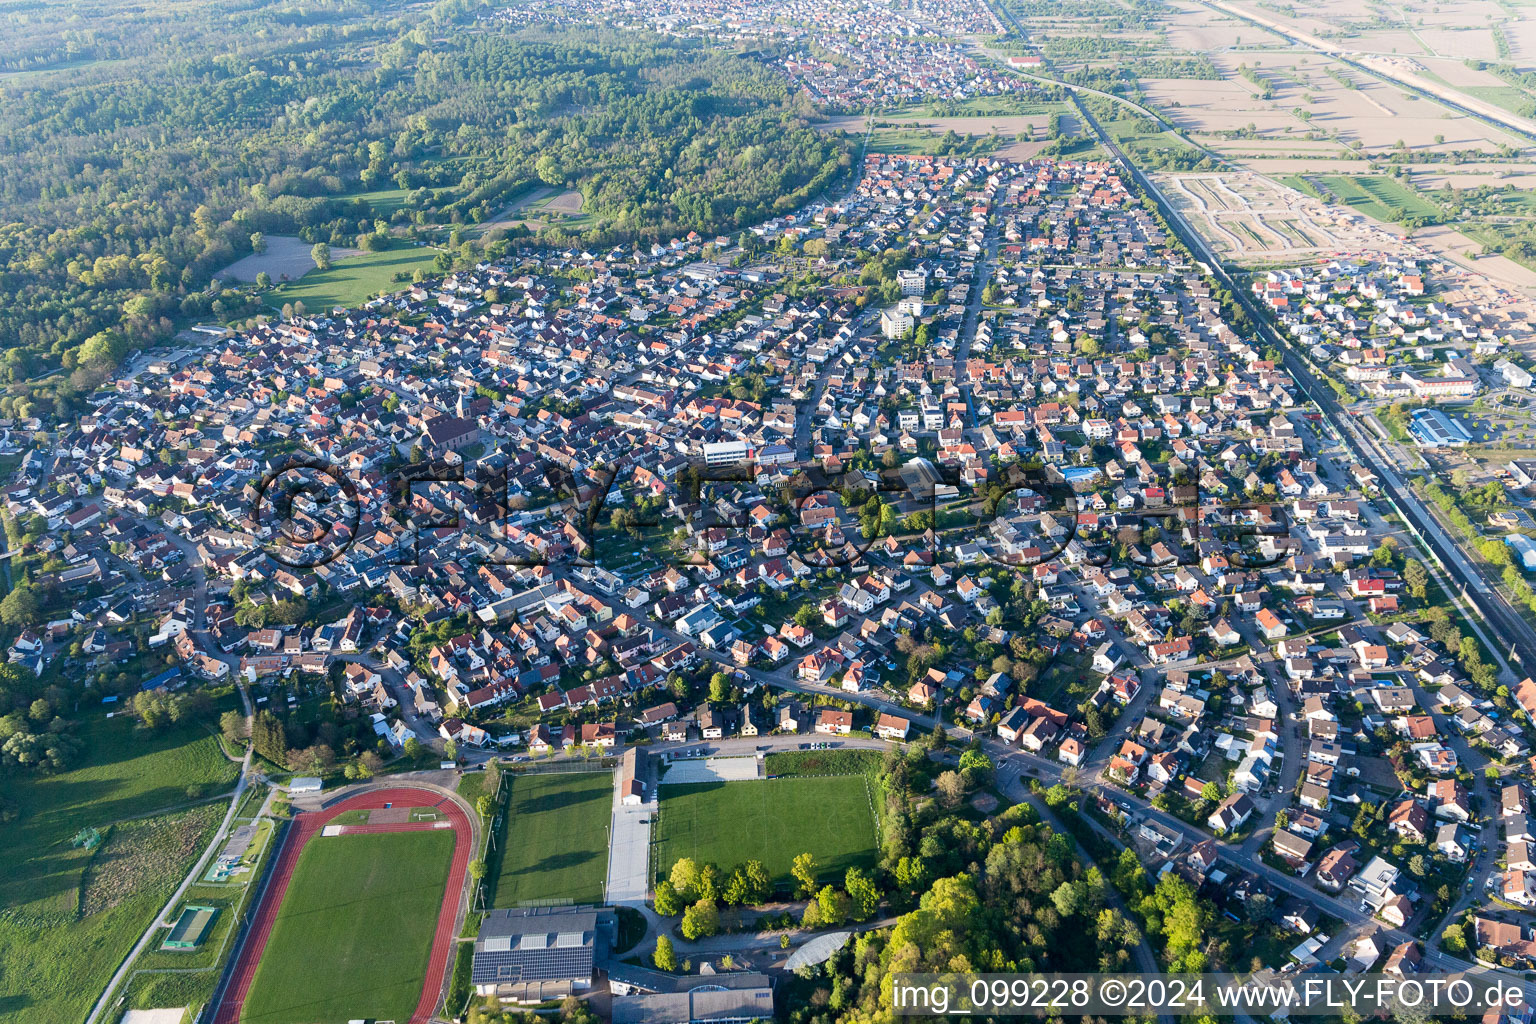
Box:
left=490, top=771, right=611, bottom=907
left=1302, top=174, right=1444, bottom=225
left=1218, top=0, right=1523, bottom=66
left=1137, top=49, right=1523, bottom=163
left=0, top=713, right=238, bottom=1024
left=653, top=776, right=879, bottom=890
left=1418, top=224, right=1536, bottom=289
left=520, top=188, right=587, bottom=220
left=994, top=0, right=1167, bottom=58
left=240, top=830, right=454, bottom=1024
left=266, top=245, right=445, bottom=313
left=1161, top=0, right=1277, bottom=51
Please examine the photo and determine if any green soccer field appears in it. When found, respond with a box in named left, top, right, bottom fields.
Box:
left=653, top=777, right=878, bottom=891
left=241, top=830, right=454, bottom=1024
left=491, top=771, right=612, bottom=907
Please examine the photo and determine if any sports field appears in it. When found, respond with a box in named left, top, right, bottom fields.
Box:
left=492, top=771, right=611, bottom=907
left=653, top=777, right=878, bottom=890
left=240, top=830, right=454, bottom=1024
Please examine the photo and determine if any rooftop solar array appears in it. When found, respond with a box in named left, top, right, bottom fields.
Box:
left=471, top=907, right=599, bottom=986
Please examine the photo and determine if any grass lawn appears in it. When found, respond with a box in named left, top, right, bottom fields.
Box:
left=241, top=830, right=454, bottom=1024
left=491, top=772, right=611, bottom=907
left=269, top=245, right=443, bottom=312
left=1458, top=85, right=1536, bottom=118
left=1032, top=652, right=1101, bottom=710
left=1312, top=174, right=1442, bottom=224
left=0, top=713, right=238, bottom=1024
left=340, top=186, right=417, bottom=218
left=456, top=771, right=488, bottom=807
left=653, top=777, right=878, bottom=891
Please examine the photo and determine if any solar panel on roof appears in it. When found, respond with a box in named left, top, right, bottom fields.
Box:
left=470, top=946, right=594, bottom=985
left=471, top=907, right=599, bottom=988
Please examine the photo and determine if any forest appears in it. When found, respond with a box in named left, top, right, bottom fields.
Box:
left=0, top=0, right=847, bottom=419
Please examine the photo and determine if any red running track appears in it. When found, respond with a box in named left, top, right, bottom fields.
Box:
left=213, top=787, right=473, bottom=1024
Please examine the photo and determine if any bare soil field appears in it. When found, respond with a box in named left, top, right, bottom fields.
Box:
left=545, top=190, right=585, bottom=215
left=1357, top=55, right=1536, bottom=139
left=1506, top=18, right=1536, bottom=68
left=819, top=114, right=870, bottom=133
left=1221, top=0, right=1402, bottom=49
left=1419, top=56, right=1521, bottom=90
left=1414, top=27, right=1503, bottom=63
left=218, top=236, right=362, bottom=285
left=1208, top=0, right=1536, bottom=127
left=1345, top=29, right=1434, bottom=55
left=1407, top=164, right=1536, bottom=191
left=998, top=139, right=1060, bottom=159
left=1413, top=224, right=1536, bottom=291
left=121, top=1012, right=185, bottom=1024
left=1161, top=0, right=1278, bottom=49
left=1138, top=74, right=1300, bottom=127
left=1406, top=0, right=1508, bottom=31
left=1141, top=51, right=1520, bottom=155
left=1220, top=0, right=1510, bottom=63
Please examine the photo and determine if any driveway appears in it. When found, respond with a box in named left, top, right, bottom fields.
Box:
left=606, top=763, right=655, bottom=906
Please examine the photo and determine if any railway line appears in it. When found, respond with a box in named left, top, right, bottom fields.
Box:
left=1067, top=93, right=1536, bottom=677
